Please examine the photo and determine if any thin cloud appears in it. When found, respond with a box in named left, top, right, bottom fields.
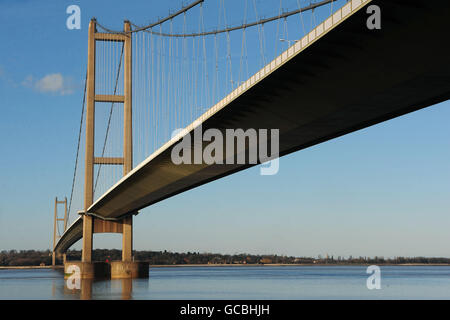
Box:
left=22, top=73, right=76, bottom=95
left=21, top=75, right=33, bottom=87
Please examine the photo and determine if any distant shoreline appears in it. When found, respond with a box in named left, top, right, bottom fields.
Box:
left=1, top=263, right=450, bottom=270
left=149, top=263, right=450, bottom=268
left=0, top=265, right=64, bottom=270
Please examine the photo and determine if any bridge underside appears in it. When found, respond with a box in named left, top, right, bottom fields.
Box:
left=56, top=0, right=450, bottom=254
left=55, top=216, right=83, bottom=254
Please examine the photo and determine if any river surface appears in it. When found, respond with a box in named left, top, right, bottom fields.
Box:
left=0, top=265, right=449, bottom=299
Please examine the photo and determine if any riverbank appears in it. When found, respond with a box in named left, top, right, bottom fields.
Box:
left=0, top=265, right=64, bottom=270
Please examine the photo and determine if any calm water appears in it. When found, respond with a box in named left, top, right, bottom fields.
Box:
left=0, top=266, right=449, bottom=299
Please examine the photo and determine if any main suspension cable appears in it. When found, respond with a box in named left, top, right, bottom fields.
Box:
left=95, top=0, right=335, bottom=37
left=96, top=0, right=205, bottom=34
left=67, top=70, right=87, bottom=220
left=140, top=0, right=336, bottom=38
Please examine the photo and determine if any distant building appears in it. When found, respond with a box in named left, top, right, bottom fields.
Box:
left=260, top=258, right=272, bottom=264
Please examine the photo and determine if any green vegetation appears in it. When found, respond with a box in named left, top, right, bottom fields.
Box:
left=0, top=250, right=53, bottom=266
left=1, top=250, right=450, bottom=266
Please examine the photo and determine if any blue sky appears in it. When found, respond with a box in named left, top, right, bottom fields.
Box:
left=0, top=0, right=449, bottom=258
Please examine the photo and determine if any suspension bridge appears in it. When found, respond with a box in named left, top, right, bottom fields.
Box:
left=52, top=0, right=450, bottom=278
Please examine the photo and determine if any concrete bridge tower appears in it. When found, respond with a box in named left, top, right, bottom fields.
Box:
left=64, top=19, right=148, bottom=279
left=52, top=197, right=67, bottom=266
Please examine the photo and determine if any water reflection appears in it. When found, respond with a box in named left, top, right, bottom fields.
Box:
left=58, top=278, right=137, bottom=300
left=121, top=279, right=133, bottom=300
left=110, top=278, right=134, bottom=300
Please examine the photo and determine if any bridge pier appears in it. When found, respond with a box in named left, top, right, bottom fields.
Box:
left=111, top=261, right=149, bottom=279
left=73, top=215, right=149, bottom=279
left=64, top=261, right=110, bottom=280
left=63, top=261, right=148, bottom=280
left=110, top=215, right=149, bottom=278
left=114, top=215, right=149, bottom=279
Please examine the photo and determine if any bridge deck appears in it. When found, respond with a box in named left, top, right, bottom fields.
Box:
left=56, top=0, right=450, bottom=253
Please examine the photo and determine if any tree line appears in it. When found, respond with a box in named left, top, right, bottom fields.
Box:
left=1, top=249, right=450, bottom=266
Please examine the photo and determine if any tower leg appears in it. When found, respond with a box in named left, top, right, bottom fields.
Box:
left=122, top=216, right=133, bottom=262
left=111, top=215, right=148, bottom=279
left=82, top=215, right=93, bottom=263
